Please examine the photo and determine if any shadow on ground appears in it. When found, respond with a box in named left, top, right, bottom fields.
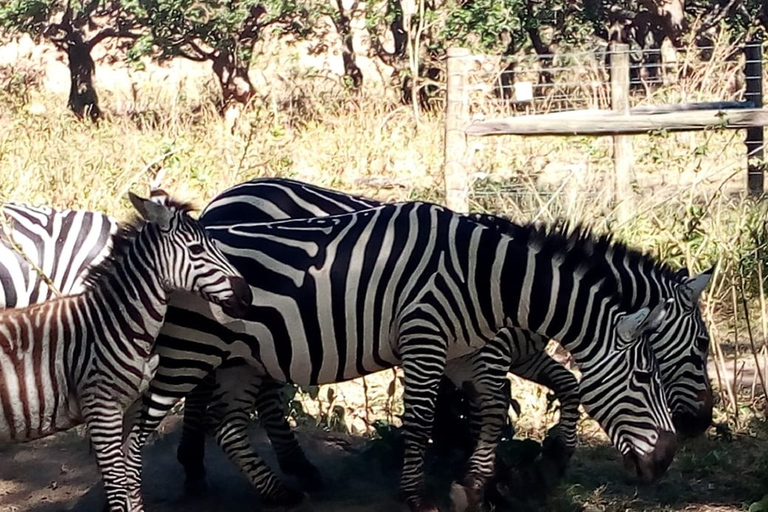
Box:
left=0, top=416, right=766, bottom=512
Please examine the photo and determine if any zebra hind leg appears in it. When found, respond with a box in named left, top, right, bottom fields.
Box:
left=176, top=373, right=217, bottom=494
left=445, top=339, right=512, bottom=512
left=397, top=334, right=449, bottom=512
left=255, top=379, right=324, bottom=492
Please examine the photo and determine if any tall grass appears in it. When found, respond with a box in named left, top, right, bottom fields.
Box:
left=0, top=31, right=766, bottom=442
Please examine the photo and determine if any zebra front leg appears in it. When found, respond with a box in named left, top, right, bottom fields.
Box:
left=124, top=379, right=196, bottom=511
left=82, top=398, right=130, bottom=512
left=176, top=373, right=217, bottom=494
left=446, top=338, right=512, bottom=512
left=212, top=404, right=306, bottom=508
left=512, top=350, right=579, bottom=476
left=398, top=337, right=448, bottom=512
left=255, top=379, right=324, bottom=492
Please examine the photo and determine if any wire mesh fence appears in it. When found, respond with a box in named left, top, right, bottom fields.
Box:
left=446, top=39, right=764, bottom=222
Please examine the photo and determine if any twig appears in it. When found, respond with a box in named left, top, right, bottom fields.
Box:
left=0, top=210, right=62, bottom=297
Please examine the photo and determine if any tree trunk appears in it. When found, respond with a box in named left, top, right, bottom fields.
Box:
left=212, top=49, right=256, bottom=113
left=341, top=47, right=364, bottom=90
left=66, top=31, right=101, bottom=122
left=333, top=1, right=363, bottom=90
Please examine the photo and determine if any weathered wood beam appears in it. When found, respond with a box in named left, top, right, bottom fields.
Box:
left=465, top=108, right=768, bottom=137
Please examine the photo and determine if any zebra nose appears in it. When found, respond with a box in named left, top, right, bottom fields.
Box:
left=623, top=430, right=677, bottom=484
left=219, top=277, right=252, bottom=319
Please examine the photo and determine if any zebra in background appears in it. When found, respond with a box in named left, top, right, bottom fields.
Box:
left=0, top=192, right=252, bottom=512
left=124, top=197, right=679, bottom=512
left=176, top=178, right=711, bottom=498
left=0, top=202, right=118, bottom=306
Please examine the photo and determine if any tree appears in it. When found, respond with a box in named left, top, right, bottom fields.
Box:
left=124, top=0, right=316, bottom=116
left=0, top=0, right=140, bottom=121
left=318, top=0, right=364, bottom=90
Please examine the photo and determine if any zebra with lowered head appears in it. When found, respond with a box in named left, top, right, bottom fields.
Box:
left=176, top=178, right=711, bottom=500
left=0, top=192, right=252, bottom=512
left=124, top=195, right=679, bottom=512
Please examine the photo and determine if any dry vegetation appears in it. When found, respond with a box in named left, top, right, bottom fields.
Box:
left=1, top=32, right=768, bottom=512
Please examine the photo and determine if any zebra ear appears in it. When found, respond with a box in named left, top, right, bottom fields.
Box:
left=616, top=299, right=672, bottom=344
left=129, top=192, right=173, bottom=229
left=682, top=266, right=714, bottom=302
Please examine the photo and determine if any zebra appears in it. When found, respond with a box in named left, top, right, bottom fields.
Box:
left=175, top=178, right=711, bottom=497
left=0, top=179, right=712, bottom=507
left=0, top=192, right=253, bottom=512
left=123, top=196, right=680, bottom=512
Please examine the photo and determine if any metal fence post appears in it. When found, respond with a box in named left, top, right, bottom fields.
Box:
left=745, top=38, right=764, bottom=197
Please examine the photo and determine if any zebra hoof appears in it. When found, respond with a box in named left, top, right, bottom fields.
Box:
left=280, top=458, right=324, bottom=492
left=449, top=477, right=485, bottom=512
left=183, top=475, right=209, bottom=496
left=407, top=501, right=439, bottom=512
left=540, top=436, right=573, bottom=476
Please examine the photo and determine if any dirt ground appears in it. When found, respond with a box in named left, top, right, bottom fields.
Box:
left=1, top=409, right=767, bottom=512
left=0, top=415, right=407, bottom=512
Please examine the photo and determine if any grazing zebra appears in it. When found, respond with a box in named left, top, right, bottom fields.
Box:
left=124, top=196, right=679, bottom=512
left=176, top=178, right=711, bottom=498
left=0, top=179, right=713, bottom=508
left=0, top=193, right=252, bottom=512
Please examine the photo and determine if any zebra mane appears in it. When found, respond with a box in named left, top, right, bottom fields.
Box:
left=80, top=219, right=144, bottom=290
left=467, top=213, right=686, bottom=285
left=149, top=188, right=199, bottom=213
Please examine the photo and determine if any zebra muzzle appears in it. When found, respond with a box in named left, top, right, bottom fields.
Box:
left=622, top=430, right=677, bottom=484
left=219, top=277, right=252, bottom=318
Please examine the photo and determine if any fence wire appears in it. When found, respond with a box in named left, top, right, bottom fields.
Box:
left=451, top=41, right=764, bottom=221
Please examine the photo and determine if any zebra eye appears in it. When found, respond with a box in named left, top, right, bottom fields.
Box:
left=634, top=369, right=654, bottom=384
left=188, top=243, right=205, bottom=255
left=695, top=336, right=710, bottom=352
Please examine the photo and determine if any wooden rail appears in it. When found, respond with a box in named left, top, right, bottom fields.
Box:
left=444, top=40, right=766, bottom=208
left=464, top=108, right=768, bottom=137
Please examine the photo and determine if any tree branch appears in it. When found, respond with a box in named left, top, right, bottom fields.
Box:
left=87, top=27, right=141, bottom=50
left=183, top=39, right=214, bottom=61
left=696, top=0, right=742, bottom=34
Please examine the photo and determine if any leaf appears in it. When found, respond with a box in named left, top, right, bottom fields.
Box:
left=749, top=494, right=768, bottom=512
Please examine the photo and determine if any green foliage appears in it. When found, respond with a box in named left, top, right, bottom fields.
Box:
left=0, top=0, right=51, bottom=35
left=124, top=0, right=319, bottom=65
left=443, top=0, right=522, bottom=53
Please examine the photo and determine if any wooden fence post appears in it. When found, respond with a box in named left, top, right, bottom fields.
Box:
left=444, top=47, right=471, bottom=212
left=611, top=43, right=635, bottom=222
left=745, top=38, right=764, bottom=197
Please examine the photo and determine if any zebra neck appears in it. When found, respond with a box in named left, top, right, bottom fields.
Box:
left=78, top=238, right=169, bottom=357
left=498, top=240, right=622, bottom=359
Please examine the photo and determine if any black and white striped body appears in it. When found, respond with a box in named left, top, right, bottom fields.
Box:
left=125, top=198, right=677, bottom=512
left=177, top=178, right=710, bottom=498
left=0, top=195, right=252, bottom=512
left=0, top=203, right=118, bottom=307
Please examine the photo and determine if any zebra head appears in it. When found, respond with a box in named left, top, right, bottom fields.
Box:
left=128, top=192, right=252, bottom=318
left=650, top=266, right=714, bottom=439
left=579, top=299, right=677, bottom=484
